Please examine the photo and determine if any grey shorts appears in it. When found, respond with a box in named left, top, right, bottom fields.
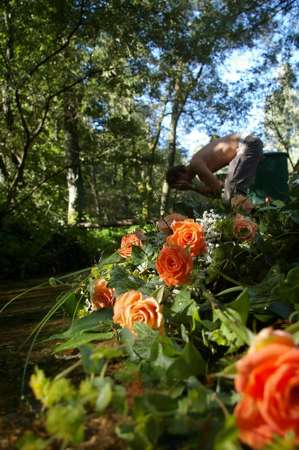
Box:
left=224, top=135, right=264, bottom=201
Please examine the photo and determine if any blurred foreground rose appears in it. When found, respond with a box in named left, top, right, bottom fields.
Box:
left=156, top=213, right=187, bottom=234
left=118, top=232, right=143, bottom=258
left=156, top=245, right=193, bottom=286
left=127, top=377, right=144, bottom=408
left=91, top=279, right=115, bottom=309
left=234, top=327, right=299, bottom=449
left=166, top=219, right=207, bottom=257
left=233, top=213, right=257, bottom=241
left=231, top=194, right=254, bottom=213
left=113, top=290, right=163, bottom=334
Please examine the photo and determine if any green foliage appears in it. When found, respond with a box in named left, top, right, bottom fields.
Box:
left=47, top=309, right=114, bottom=352
left=30, top=368, right=76, bottom=407
left=0, top=222, right=132, bottom=280
left=17, top=432, right=49, bottom=450
left=20, top=189, right=299, bottom=449
left=45, top=403, right=85, bottom=444
left=6, top=1, right=299, bottom=447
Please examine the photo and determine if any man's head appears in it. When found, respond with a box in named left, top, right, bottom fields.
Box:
left=166, top=165, right=192, bottom=190
left=239, top=135, right=264, bottom=155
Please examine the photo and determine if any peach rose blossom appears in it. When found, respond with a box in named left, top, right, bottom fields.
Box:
left=248, top=327, right=295, bottom=354
left=234, top=328, right=299, bottom=449
left=235, top=328, right=295, bottom=395
left=166, top=219, right=207, bottom=257
left=113, top=290, right=163, bottom=334
left=156, top=213, right=187, bottom=234
left=233, top=213, right=257, bottom=241
left=91, top=279, right=115, bottom=309
left=118, top=233, right=142, bottom=258
left=127, top=377, right=144, bottom=408
left=155, top=245, right=193, bottom=286
left=235, top=395, right=273, bottom=449
left=231, top=194, right=254, bottom=213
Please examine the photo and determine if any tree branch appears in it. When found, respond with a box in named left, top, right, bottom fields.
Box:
left=270, top=118, right=295, bottom=168
left=26, top=0, right=85, bottom=79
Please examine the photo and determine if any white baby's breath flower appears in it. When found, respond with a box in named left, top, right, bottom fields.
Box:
left=196, top=209, right=223, bottom=262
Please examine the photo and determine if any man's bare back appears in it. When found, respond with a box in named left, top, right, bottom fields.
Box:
left=190, top=133, right=240, bottom=173
left=186, top=134, right=241, bottom=193
left=166, top=133, right=263, bottom=209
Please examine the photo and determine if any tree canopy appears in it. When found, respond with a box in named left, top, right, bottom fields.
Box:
left=0, top=0, right=298, bottom=229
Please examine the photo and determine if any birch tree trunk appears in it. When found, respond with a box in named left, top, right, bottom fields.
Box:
left=64, top=92, right=84, bottom=225
left=160, top=64, right=203, bottom=216
left=160, top=107, right=179, bottom=215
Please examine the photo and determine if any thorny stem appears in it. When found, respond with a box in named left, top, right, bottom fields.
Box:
left=217, top=270, right=243, bottom=286
left=211, top=392, right=229, bottom=418
left=54, top=360, right=81, bottom=381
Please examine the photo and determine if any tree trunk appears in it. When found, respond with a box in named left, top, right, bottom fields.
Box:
left=145, top=99, right=167, bottom=220
left=2, top=1, right=14, bottom=132
left=160, top=104, right=179, bottom=215
left=90, top=161, right=101, bottom=218
left=159, top=64, right=203, bottom=216
left=63, top=92, right=84, bottom=225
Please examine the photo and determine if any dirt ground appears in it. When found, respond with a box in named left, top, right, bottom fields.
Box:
left=0, top=285, right=126, bottom=450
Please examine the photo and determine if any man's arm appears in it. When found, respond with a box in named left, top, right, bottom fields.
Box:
left=173, top=180, right=222, bottom=197
left=191, top=183, right=222, bottom=197
left=190, top=159, right=223, bottom=193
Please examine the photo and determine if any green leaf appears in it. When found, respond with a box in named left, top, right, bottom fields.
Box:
left=209, top=308, right=250, bottom=352
left=45, top=403, right=85, bottom=444
left=80, top=345, right=105, bottom=374
left=16, top=431, right=49, bottom=450
left=227, top=288, right=249, bottom=324
left=53, top=331, right=114, bottom=352
left=268, top=301, right=292, bottom=319
left=214, top=415, right=242, bottom=450
left=154, top=285, right=165, bottom=304
left=98, top=252, right=122, bottom=267
left=115, top=423, right=135, bottom=442
left=47, top=309, right=113, bottom=341
left=170, top=290, right=193, bottom=315
left=133, top=326, right=160, bottom=360
left=109, top=266, right=144, bottom=295
left=185, top=382, right=209, bottom=414
left=286, top=319, right=299, bottom=342
left=61, top=292, right=81, bottom=317
left=111, top=384, right=127, bottom=415
left=273, top=265, right=299, bottom=305
left=136, top=393, right=178, bottom=414
left=216, top=286, right=244, bottom=296
left=150, top=335, right=181, bottom=370
left=167, top=342, right=206, bottom=380
left=131, top=245, right=146, bottom=265
left=95, top=379, right=113, bottom=412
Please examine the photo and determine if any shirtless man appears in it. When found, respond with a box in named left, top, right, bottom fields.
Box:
left=166, top=133, right=264, bottom=211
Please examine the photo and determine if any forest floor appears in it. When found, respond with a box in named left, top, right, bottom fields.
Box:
left=0, top=283, right=126, bottom=450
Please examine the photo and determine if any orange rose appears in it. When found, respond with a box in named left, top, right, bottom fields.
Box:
left=155, top=245, right=193, bottom=286
left=91, top=279, right=115, bottom=309
left=118, top=233, right=142, bottom=258
left=234, top=328, right=299, bottom=449
left=156, top=213, right=187, bottom=234
left=233, top=213, right=257, bottom=241
left=113, top=290, right=163, bottom=334
left=166, top=219, right=207, bottom=257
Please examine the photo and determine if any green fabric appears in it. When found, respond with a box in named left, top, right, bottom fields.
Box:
left=250, top=152, right=289, bottom=201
